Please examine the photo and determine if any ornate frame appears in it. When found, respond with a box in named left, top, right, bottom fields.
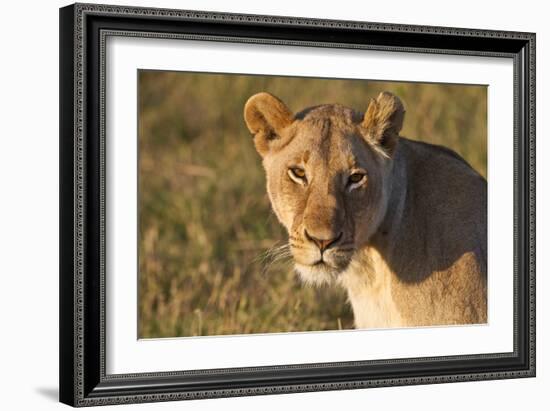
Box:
left=59, top=2, right=536, bottom=407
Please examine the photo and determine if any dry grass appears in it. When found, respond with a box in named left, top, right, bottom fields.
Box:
left=138, top=70, right=487, bottom=338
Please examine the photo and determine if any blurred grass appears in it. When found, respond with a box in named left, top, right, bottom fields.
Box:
left=138, top=70, right=487, bottom=338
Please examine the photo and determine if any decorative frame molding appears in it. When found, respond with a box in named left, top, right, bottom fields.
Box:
left=59, top=3, right=535, bottom=407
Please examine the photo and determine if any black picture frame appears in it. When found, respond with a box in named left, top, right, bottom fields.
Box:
left=59, top=3, right=536, bottom=407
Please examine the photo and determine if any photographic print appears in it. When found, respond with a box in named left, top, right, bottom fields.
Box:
left=138, top=71, right=487, bottom=338
left=60, top=4, right=534, bottom=405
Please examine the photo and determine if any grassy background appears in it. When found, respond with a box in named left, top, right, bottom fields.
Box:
left=138, top=70, right=487, bottom=338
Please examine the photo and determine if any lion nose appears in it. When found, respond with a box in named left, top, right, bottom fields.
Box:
left=304, top=230, right=343, bottom=252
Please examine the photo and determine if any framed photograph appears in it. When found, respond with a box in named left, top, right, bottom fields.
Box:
left=59, top=2, right=536, bottom=407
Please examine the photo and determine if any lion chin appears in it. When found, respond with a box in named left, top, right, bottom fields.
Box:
left=294, top=261, right=343, bottom=287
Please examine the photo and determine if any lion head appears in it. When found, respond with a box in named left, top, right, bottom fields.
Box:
left=244, top=91, right=405, bottom=285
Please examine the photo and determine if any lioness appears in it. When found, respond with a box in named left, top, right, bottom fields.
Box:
left=244, top=91, right=487, bottom=328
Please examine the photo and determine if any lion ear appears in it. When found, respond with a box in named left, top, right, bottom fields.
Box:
left=244, top=92, right=294, bottom=157
left=362, top=92, right=405, bottom=156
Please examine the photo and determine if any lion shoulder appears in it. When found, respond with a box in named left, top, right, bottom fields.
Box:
left=382, top=137, right=487, bottom=325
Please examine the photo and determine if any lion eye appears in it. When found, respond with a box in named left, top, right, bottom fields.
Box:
left=347, top=172, right=366, bottom=189
left=288, top=167, right=307, bottom=184
left=292, top=168, right=305, bottom=178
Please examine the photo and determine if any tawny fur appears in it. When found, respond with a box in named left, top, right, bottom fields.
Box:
left=244, top=91, right=487, bottom=328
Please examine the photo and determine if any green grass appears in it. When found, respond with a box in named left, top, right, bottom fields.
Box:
left=138, top=70, right=487, bottom=338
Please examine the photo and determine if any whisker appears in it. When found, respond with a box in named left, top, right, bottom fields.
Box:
left=337, top=242, right=355, bottom=247
left=254, top=241, right=293, bottom=277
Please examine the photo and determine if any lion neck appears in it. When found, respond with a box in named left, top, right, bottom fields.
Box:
left=338, top=146, right=408, bottom=328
